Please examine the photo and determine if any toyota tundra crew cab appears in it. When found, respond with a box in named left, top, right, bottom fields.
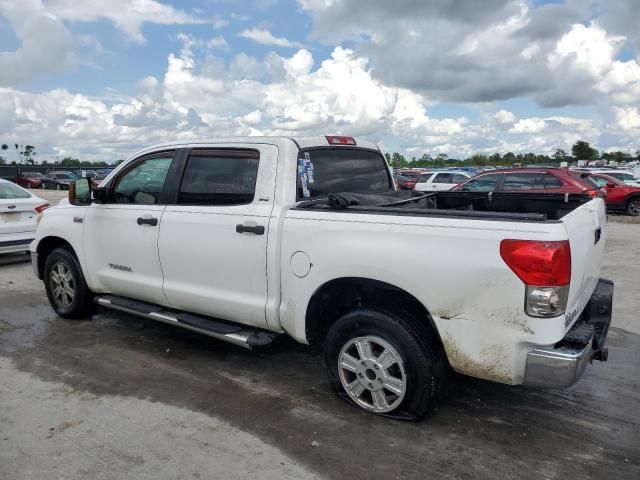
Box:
left=31, top=136, right=613, bottom=420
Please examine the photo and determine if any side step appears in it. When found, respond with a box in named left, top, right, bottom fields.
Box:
left=95, top=295, right=278, bottom=349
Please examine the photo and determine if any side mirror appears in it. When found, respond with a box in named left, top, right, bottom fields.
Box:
left=606, top=182, right=617, bottom=188
left=93, top=187, right=107, bottom=204
left=69, top=178, right=92, bottom=206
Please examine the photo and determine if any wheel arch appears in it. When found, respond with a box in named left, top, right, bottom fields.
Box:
left=304, top=277, right=447, bottom=359
left=35, top=236, right=77, bottom=280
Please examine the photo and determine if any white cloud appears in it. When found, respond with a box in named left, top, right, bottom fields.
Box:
left=46, top=0, right=205, bottom=43
left=0, top=0, right=72, bottom=86
left=494, top=109, right=516, bottom=125
left=239, top=28, right=306, bottom=49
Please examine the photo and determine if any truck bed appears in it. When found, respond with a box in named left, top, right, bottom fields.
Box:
left=296, top=190, right=593, bottom=222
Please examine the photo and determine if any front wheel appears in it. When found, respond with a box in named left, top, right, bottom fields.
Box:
left=324, top=308, right=446, bottom=420
left=44, top=247, right=95, bottom=319
left=627, top=198, right=640, bottom=216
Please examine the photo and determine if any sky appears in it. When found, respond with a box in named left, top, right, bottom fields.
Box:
left=1, top=0, right=640, bottom=162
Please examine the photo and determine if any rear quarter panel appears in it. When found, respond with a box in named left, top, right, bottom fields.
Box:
left=280, top=210, right=572, bottom=384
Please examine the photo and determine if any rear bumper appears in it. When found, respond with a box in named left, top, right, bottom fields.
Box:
left=0, top=234, right=35, bottom=254
left=523, top=278, right=613, bottom=388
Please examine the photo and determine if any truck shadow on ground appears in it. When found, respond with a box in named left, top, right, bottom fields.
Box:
left=1, top=296, right=638, bottom=480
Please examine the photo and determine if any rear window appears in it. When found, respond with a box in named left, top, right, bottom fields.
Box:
left=297, top=149, right=392, bottom=199
left=0, top=182, right=31, bottom=199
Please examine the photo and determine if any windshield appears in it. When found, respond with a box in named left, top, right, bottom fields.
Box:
left=297, top=148, right=392, bottom=199
left=56, top=173, right=74, bottom=179
left=24, top=172, right=43, bottom=178
left=0, top=182, right=31, bottom=199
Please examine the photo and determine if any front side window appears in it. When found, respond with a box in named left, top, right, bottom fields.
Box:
left=112, top=155, right=173, bottom=205
left=297, top=149, right=392, bottom=198
left=178, top=150, right=259, bottom=206
left=450, top=173, right=468, bottom=184
left=459, top=174, right=501, bottom=192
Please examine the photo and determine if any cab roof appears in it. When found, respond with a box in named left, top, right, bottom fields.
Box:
left=136, top=136, right=380, bottom=157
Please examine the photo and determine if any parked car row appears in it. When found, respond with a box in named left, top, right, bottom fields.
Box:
left=12, top=168, right=115, bottom=190
left=452, top=168, right=640, bottom=216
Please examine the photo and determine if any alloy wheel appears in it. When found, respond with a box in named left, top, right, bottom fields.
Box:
left=338, top=336, right=407, bottom=413
left=49, top=261, right=75, bottom=308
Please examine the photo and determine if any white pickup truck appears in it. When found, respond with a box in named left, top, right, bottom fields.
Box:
left=31, top=136, right=613, bottom=420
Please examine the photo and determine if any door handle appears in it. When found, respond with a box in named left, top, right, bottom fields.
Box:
left=236, top=224, right=265, bottom=235
left=137, top=216, right=158, bottom=226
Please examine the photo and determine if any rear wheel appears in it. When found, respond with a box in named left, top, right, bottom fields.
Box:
left=324, top=308, right=446, bottom=420
left=44, top=247, right=95, bottom=318
left=627, top=198, right=640, bottom=216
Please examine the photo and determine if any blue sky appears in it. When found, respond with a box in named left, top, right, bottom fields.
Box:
left=0, top=0, right=639, bottom=161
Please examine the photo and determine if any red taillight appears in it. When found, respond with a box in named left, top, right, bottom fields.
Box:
left=326, top=135, right=356, bottom=146
left=35, top=203, right=50, bottom=214
left=500, top=240, right=571, bottom=286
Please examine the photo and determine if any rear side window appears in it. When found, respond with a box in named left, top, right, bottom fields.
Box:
left=0, top=182, right=30, bottom=199
left=503, top=173, right=537, bottom=190
left=297, top=149, right=392, bottom=199
left=433, top=173, right=452, bottom=184
left=178, top=150, right=259, bottom=206
left=459, top=174, right=501, bottom=192
left=541, top=174, right=563, bottom=189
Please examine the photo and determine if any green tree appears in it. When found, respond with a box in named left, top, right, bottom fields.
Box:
left=60, top=156, right=81, bottom=167
left=503, top=152, right=516, bottom=164
left=0, top=143, right=7, bottom=164
left=469, top=153, right=489, bottom=166
left=390, top=152, right=408, bottom=168
left=571, top=141, right=598, bottom=160
left=553, top=149, right=567, bottom=162
left=20, top=145, right=36, bottom=164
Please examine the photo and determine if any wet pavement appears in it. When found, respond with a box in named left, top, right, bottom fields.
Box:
left=0, top=222, right=639, bottom=480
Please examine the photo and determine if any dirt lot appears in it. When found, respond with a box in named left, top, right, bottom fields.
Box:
left=0, top=202, right=638, bottom=479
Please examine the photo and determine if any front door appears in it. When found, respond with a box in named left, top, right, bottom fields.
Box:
left=158, top=146, right=276, bottom=328
left=83, top=151, right=175, bottom=305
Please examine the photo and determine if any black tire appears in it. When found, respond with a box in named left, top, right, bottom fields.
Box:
left=43, top=247, right=96, bottom=319
left=627, top=197, right=640, bottom=216
left=324, top=308, right=446, bottom=420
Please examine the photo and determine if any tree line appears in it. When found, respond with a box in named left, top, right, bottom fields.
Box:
left=385, top=141, right=638, bottom=168
left=0, top=143, right=124, bottom=167
left=1, top=140, right=636, bottom=169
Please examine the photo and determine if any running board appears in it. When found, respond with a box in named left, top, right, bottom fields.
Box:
left=95, top=295, right=278, bottom=349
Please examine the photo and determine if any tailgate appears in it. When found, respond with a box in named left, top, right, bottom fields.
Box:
left=561, top=198, right=606, bottom=329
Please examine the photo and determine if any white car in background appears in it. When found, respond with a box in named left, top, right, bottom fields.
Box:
left=0, top=179, right=50, bottom=254
left=414, top=171, right=472, bottom=192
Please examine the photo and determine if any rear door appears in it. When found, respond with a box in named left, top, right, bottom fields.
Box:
left=158, top=145, right=277, bottom=328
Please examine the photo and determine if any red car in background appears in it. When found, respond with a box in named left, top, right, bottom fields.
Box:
left=14, top=172, right=44, bottom=188
left=453, top=168, right=600, bottom=196
left=395, top=171, right=422, bottom=189
left=580, top=172, right=640, bottom=216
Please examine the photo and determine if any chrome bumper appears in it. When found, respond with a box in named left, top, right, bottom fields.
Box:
left=523, top=278, right=613, bottom=389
